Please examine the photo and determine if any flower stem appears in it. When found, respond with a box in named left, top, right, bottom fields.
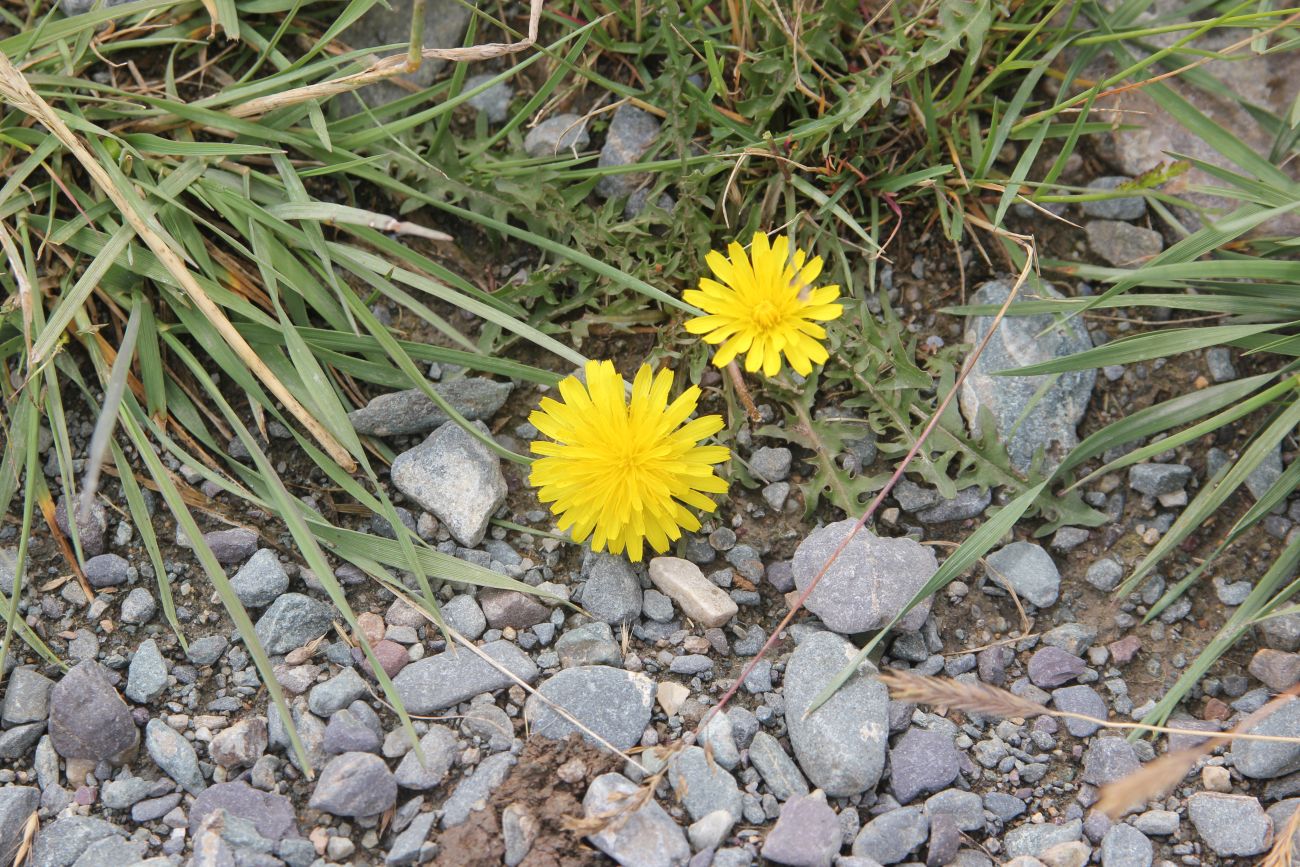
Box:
left=726, top=361, right=762, bottom=423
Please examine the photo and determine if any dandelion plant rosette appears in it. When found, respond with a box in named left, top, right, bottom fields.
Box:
left=528, top=361, right=730, bottom=562
left=685, top=231, right=844, bottom=377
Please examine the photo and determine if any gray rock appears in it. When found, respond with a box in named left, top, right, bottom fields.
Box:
left=101, top=776, right=152, bottom=810
left=0, top=548, right=21, bottom=596
left=309, top=752, right=397, bottom=817
left=1052, top=685, right=1107, bottom=737
left=463, top=73, right=512, bottom=123
left=555, top=622, right=621, bottom=668
left=48, top=660, right=139, bottom=762
left=3, top=667, right=53, bottom=725
left=687, top=809, right=733, bottom=852
left=1206, top=347, right=1237, bottom=383
left=791, top=521, right=937, bottom=635
left=761, top=790, right=841, bottom=867
left=119, top=587, right=156, bottom=624
left=1086, top=220, right=1163, bottom=266
left=926, top=789, right=986, bottom=832
left=1081, top=177, right=1146, bottom=220
left=1027, top=646, right=1086, bottom=688
left=1003, top=819, right=1082, bottom=857
left=784, top=631, right=890, bottom=797
left=852, top=806, right=929, bottom=863
left=1082, top=737, right=1141, bottom=786
left=125, top=639, right=168, bottom=704
left=0, top=786, right=39, bottom=866
left=762, top=482, right=790, bottom=511
left=55, top=497, right=108, bottom=558
left=890, top=728, right=960, bottom=804
left=1085, top=558, right=1124, bottom=591
left=583, top=773, right=690, bottom=867
left=748, top=731, right=809, bottom=801
left=523, top=114, right=591, bottom=157
left=525, top=665, right=653, bottom=751
left=985, top=541, right=1060, bottom=609
left=393, top=639, right=538, bottom=713
left=580, top=554, right=642, bottom=625
left=441, top=752, right=515, bottom=827
left=336, top=0, right=472, bottom=113
left=348, top=378, right=513, bottom=437
left=958, top=279, right=1095, bottom=472
left=441, top=594, right=487, bottom=640
left=389, top=420, right=506, bottom=547
left=308, top=668, right=367, bottom=718
left=385, top=811, right=435, bottom=867
left=197, top=528, right=259, bottom=565
left=209, top=717, right=268, bottom=769
left=393, top=725, right=458, bottom=790
left=189, top=781, right=299, bottom=843
left=642, top=589, right=674, bottom=623
left=1187, top=792, right=1272, bottom=857
left=1262, top=613, right=1300, bottom=652
left=916, top=487, right=992, bottom=524
left=700, top=711, right=740, bottom=770
left=1128, top=464, right=1193, bottom=497
left=668, top=746, right=743, bottom=822
left=253, top=593, right=335, bottom=654
left=129, top=793, right=179, bottom=823
left=1100, top=823, right=1153, bottom=867
left=83, top=554, right=130, bottom=588
left=70, top=836, right=145, bottom=867
left=983, top=792, right=1026, bottom=823
left=751, top=447, right=793, bottom=483
left=1247, top=445, right=1285, bottom=501
left=145, top=719, right=205, bottom=794
left=30, top=816, right=120, bottom=867
left=595, top=105, right=661, bottom=199
left=1231, top=697, right=1300, bottom=778
left=0, top=723, right=43, bottom=760
left=229, top=549, right=289, bottom=609
left=269, top=702, right=328, bottom=772
left=1051, top=526, right=1090, bottom=551
left=1043, top=623, right=1097, bottom=656
left=186, top=635, right=229, bottom=666
left=322, top=707, right=382, bottom=755
left=463, top=704, right=514, bottom=752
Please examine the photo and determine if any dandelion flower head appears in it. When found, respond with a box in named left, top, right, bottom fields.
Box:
left=528, top=360, right=730, bottom=562
left=684, top=231, right=843, bottom=376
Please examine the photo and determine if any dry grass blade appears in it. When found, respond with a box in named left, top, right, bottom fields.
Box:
left=228, top=0, right=545, bottom=118
left=879, top=671, right=1050, bottom=720
left=0, top=53, right=358, bottom=473
left=1097, top=687, right=1300, bottom=818
left=13, top=809, right=38, bottom=867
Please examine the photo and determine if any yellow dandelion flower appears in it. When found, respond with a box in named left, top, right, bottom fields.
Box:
left=528, top=360, right=730, bottom=562
left=684, top=231, right=844, bottom=377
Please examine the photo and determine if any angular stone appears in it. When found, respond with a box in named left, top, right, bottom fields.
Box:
left=594, top=105, right=661, bottom=199
left=308, top=668, right=367, bottom=718
left=555, top=622, right=621, bottom=669
left=209, top=717, right=268, bottom=769
left=29, top=816, right=120, bottom=867
left=1128, top=464, right=1193, bottom=497
left=1004, top=820, right=1083, bottom=858
left=1187, top=792, right=1272, bottom=857
left=852, top=806, right=929, bottom=863
left=1086, top=220, right=1163, bottom=266
left=478, top=589, right=549, bottom=630
left=253, top=593, right=335, bottom=655
left=145, top=719, right=205, bottom=794
left=1028, top=646, right=1087, bottom=688
left=83, top=554, right=130, bottom=588
left=986, top=542, right=1061, bottom=609
left=791, top=520, right=937, bottom=634
left=1100, top=823, right=1153, bottom=867
left=2, top=667, right=53, bottom=726
left=959, top=279, right=1094, bottom=472
left=441, top=752, right=515, bottom=828
left=1250, top=648, right=1300, bottom=692
left=668, top=746, right=743, bottom=822
left=1231, top=696, right=1300, bottom=779
left=393, top=725, right=458, bottom=790
left=926, top=789, right=986, bottom=832
left=647, top=557, right=737, bottom=628
left=48, top=661, right=138, bottom=763
left=55, top=497, right=108, bottom=558
left=309, top=752, right=397, bottom=818
left=190, top=782, right=299, bottom=843
left=125, top=639, right=168, bottom=704
left=196, top=528, right=259, bottom=565
left=762, top=790, right=841, bottom=867
left=348, top=378, right=513, bottom=437
left=389, top=420, right=506, bottom=547
left=1081, top=176, right=1147, bottom=220
left=890, top=728, right=960, bottom=804
left=523, top=114, right=591, bottom=157
left=784, top=631, right=889, bottom=797
left=1081, top=737, right=1140, bottom=786
left=579, top=554, right=642, bottom=626
left=525, top=666, right=653, bottom=752
left=1051, top=686, right=1107, bottom=737
left=748, top=732, right=809, bottom=801
left=583, top=773, right=689, bottom=867
left=392, top=640, right=538, bottom=714
left=229, top=549, right=290, bottom=609
left=441, top=595, right=486, bottom=641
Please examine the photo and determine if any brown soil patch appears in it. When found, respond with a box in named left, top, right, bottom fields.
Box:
left=433, top=735, right=622, bottom=867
